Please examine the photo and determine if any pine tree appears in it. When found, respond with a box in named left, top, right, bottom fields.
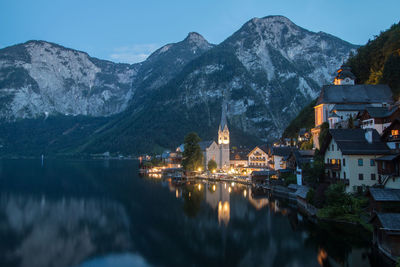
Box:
left=182, top=132, right=203, bottom=171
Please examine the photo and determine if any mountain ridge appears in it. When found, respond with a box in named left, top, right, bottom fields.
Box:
left=0, top=15, right=358, bottom=155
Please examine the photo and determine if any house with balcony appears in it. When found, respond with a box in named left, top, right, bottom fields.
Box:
left=321, top=128, right=391, bottom=193
left=269, top=146, right=292, bottom=171
left=359, top=106, right=399, bottom=134
left=247, top=145, right=269, bottom=169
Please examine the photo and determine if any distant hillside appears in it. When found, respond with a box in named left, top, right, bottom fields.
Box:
left=347, top=22, right=400, bottom=98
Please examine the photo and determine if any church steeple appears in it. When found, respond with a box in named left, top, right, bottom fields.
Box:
left=218, top=103, right=229, bottom=145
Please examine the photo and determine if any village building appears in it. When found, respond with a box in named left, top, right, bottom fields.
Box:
left=247, top=145, right=269, bottom=169
left=287, top=149, right=315, bottom=185
left=370, top=213, right=400, bottom=262
left=199, top=104, right=230, bottom=171
left=375, top=154, right=400, bottom=189
left=368, top=188, right=400, bottom=214
left=311, top=65, right=393, bottom=148
left=359, top=106, right=400, bottom=134
left=321, top=128, right=391, bottom=193
left=269, top=146, right=292, bottom=171
left=381, top=119, right=400, bottom=151
left=230, top=147, right=250, bottom=168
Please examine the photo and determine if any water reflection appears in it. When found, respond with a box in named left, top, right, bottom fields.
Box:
left=0, top=194, right=131, bottom=267
left=0, top=159, right=377, bottom=267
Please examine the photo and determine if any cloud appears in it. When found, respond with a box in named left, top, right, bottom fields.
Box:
left=109, top=44, right=159, bottom=64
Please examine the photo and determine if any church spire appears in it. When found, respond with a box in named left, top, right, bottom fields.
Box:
left=219, top=102, right=228, bottom=132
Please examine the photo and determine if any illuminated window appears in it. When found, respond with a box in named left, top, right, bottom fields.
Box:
left=392, top=130, right=399, bottom=136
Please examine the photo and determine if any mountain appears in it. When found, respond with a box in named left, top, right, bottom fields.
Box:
left=0, top=41, right=140, bottom=120
left=0, top=16, right=358, bottom=156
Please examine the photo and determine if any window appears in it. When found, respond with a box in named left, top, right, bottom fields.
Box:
left=358, top=159, right=363, bottom=166
left=370, top=159, right=375, bottom=166
left=392, top=129, right=399, bottom=136
left=371, top=174, right=376, bottom=180
left=343, top=158, right=346, bottom=166
left=359, top=173, right=364, bottom=180
left=344, top=172, right=346, bottom=179
left=327, top=158, right=330, bottom=164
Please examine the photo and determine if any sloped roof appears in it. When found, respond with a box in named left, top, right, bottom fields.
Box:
left=291, top=149, right=314, bottom=168
left=364, top=106, right=398, bottom=118
left=376, top=213, right=400, bottom=231
left=369, top=188, right=400, bottom=202
left=199, top=140, right=215, bottom=151
left=230, top=148, right=251, bottom=160
left=323, top=129, right=391, bottom=155
left=272, top=146, right=292, bottom=157
left=316, top=84, right=393, bottom=105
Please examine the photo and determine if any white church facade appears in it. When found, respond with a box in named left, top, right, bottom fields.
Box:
left=200, top=104, right=230, bottom=171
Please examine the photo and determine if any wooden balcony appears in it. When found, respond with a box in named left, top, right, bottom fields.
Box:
left=325, top=163, right=341, bottom=171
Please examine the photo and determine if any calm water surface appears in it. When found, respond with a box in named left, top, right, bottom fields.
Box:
left=0, top=159, right=377, bottom=267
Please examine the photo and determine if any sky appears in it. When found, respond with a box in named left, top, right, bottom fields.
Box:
left=0, top=0, right=399, bottom=64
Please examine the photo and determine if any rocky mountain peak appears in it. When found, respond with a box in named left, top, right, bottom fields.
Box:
left=183, top=32, right=211, bottom=48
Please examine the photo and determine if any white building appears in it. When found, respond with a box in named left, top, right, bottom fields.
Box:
left=321, top=128, right=391, bottom=193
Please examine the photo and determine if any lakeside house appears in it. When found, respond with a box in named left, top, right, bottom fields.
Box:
left=247, top=145, right=269, bottom=168
left=320, top=128, right=391, bottom=193
left=368, top=188, right=400, bottom=214
left=287, top=149, right=315, bottom=185
left=230, top=147, right=250, bottom=169
left=311, top=65, right=393, bottom=149
left=268, top=146, right=292, bottom=171
left=370, top=213, right=400, bottom=261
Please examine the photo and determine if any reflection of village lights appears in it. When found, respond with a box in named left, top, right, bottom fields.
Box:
left=231, top=182, right=235, bottom=187
left=198, top=184, right=202, bottom=191
left=224, top=183, right=227, bottom=189
left=243, top=190, right=247, bottom=197
left=197, top=167, right=202, bottom=172
left=228, top=187, right=232, bottom=193
left=212, top=170, right=216, bottom=174
left=189, top=192, right=191, bottom=198
left=175, top=189, right=179, bottom=198
left=212, top=185, right=216, bottom=191
left=317, top=248, right=328, bottom=266
left=218, top=201, right=230, bottom=225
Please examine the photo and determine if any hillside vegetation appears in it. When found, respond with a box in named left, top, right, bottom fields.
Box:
left=347, top=22, right=400, bottom=98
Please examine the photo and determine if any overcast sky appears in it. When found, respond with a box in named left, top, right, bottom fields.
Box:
left=1, top=0, right=399, bottom=64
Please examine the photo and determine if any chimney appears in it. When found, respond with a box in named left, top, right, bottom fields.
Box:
left=365, top=129, right=373, bottom=144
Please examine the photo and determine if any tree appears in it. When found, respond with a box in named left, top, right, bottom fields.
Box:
left=348, top=116, right=355, bottom=129
left=208, top=159, right=217, bottom=172
left=182, top=132, right=203, bottom=171
left=318, top=122, right=329, bottom=149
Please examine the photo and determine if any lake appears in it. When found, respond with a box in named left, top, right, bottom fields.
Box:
left=0, top=159, right=382, bottom=267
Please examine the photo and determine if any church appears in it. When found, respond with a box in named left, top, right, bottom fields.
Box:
left=199, top=104, right=230, bottom=171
